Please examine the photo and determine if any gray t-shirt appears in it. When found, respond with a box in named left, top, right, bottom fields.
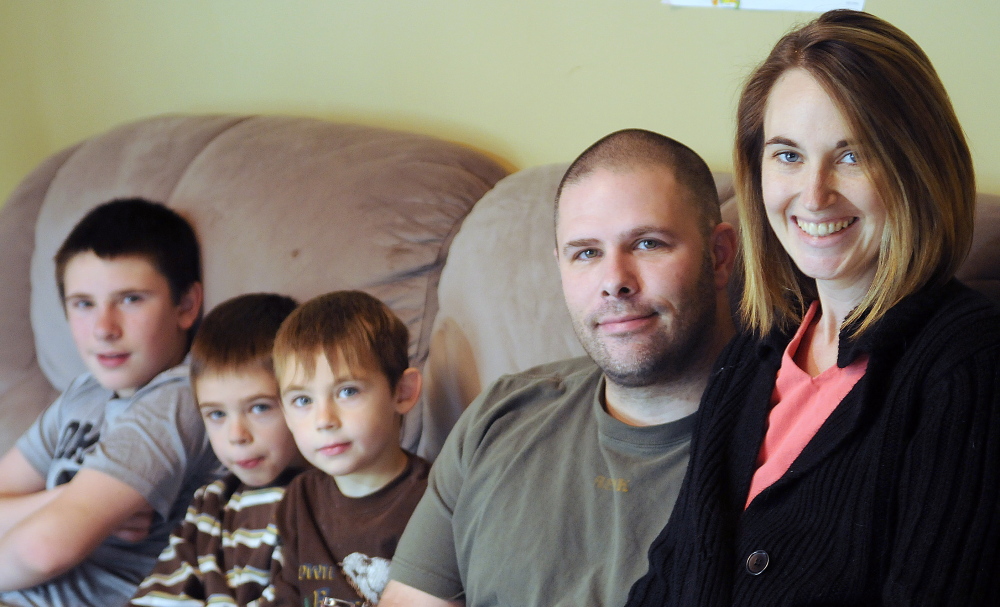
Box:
left=4, top=362, right=220, bottom=607
left=389, top=357, right=693, bottom=607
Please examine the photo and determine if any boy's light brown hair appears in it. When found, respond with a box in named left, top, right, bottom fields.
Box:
left=273, top=291, right=410, bottom=389
left=190, top=293, right=299, bottom=385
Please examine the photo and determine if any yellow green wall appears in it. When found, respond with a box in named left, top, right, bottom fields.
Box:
left=1, top=0, right=998, bottom=203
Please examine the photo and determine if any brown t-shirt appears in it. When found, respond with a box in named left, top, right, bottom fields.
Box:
left=268, top=452, right=429, bottom=607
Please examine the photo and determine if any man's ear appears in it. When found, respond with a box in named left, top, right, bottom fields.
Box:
left=393, top=367, right=422, bottom=415
left=710, top=222, right=739, bottom=291
left=176, top=282, right=204, bottom=331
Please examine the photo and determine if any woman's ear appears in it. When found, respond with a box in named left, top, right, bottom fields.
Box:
left=393, top=367, right=423, bottom=415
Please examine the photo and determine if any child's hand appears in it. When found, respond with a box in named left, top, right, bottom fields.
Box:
left=110, top=505, right=155, bottom=542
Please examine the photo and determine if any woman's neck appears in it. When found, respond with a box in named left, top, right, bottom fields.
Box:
left=796, top=278, right=872, bottom=377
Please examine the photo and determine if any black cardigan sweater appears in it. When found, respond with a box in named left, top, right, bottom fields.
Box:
left=626, top=280, right=1000, bottom=606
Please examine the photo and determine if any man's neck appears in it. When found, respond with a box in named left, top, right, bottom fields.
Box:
left=603, top=373, right=707, bottom=427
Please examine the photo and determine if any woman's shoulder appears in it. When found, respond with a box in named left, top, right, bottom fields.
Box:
left=909, top=281, right=1000, bottom=357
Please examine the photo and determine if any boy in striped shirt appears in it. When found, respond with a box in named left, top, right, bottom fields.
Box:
left=130, top=293, right=307, bottom=607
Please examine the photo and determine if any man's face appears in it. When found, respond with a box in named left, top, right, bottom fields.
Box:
left=556, top=166, right=718, bottom=388
left=63, top=252, right=200, bottom=396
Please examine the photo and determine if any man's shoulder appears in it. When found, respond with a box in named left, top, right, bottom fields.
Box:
left=492, top=356, right=599, bottom=392
left=463, top=356, right=601, bottom=424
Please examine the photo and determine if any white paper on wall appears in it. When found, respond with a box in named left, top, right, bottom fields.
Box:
left=665, top=0, right=864, bottom=10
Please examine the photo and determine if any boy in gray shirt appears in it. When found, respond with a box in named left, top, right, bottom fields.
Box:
left=0, top=198, right=219, bottom=607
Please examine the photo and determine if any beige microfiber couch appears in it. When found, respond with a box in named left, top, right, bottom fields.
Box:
left=2, top=114, right=999, bottom=461
left=0, top=115, right=506, bottom=460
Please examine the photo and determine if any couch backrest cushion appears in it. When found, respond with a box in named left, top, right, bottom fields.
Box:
left=23, top=115, right=507, bottom=455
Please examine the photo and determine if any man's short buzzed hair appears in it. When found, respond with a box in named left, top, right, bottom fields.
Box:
left=555, top=129, right=721, bottom=238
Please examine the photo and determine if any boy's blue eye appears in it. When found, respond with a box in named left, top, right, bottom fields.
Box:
left=337, top=386, right=360, bottom=399
left=290, top=395, right=312, bottom=407
left=122, top=294, right=144, bottom=305
left=249, top=402, right=274, bottom=415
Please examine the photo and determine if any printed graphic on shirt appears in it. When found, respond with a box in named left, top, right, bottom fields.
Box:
left=594, top=476, right=630, bottom=492
left=298, top=553, right=389, bottom=607
left=54, top=420, right=100, bottom=464
left=341, top=553, right=390, bottom=604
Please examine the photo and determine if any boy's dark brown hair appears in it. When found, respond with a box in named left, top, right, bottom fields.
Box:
left=190, top=293, right=299, bottom=385
left=55, top=198, right=202, bottom=304
left=273, top=291, right=410, bottom=390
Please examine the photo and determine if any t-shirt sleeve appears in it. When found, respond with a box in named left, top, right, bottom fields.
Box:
left=14, top=384, right=74, bottom=478
left=85, top=378, right=208, bottom=519
left=389, top=392, right=483, bottom=600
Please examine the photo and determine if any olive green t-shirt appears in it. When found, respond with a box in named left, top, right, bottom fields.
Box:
left=390, top=357, right=694, bottom=606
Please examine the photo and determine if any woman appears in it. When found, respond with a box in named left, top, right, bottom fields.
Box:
left=626, top=10, right=1000, bottom=605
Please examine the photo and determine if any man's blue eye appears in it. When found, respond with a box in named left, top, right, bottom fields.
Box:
left=637, top=239, right=659, bottom=251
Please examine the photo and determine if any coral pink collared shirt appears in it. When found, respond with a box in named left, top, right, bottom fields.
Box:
left=745, top=301, right=869, bottom=508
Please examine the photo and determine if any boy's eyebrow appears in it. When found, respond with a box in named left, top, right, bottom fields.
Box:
left=63, top=287, right=157, bottom=301
left=239, top=392, right=280, bottom=403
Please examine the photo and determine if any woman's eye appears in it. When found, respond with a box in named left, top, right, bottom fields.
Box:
left=204, top=410, right=225, bottom=421
left=841, top=151, right=858, bottom=164
left=776, top=151, right=801, bottom=163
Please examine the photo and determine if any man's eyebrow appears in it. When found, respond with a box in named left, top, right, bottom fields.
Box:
left=563, top=237, right=600, bottom=249
left=623, top=226, right=678, bottom=241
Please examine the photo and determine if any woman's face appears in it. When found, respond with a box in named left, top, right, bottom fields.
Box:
left=761, top=68, right=886, bottom=296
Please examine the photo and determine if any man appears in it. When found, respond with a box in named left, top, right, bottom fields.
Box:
left=381, top=129, right=737, bottom=607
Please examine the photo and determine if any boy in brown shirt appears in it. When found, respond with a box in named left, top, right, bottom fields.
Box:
left=266, top=291, right=430, bottom=607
